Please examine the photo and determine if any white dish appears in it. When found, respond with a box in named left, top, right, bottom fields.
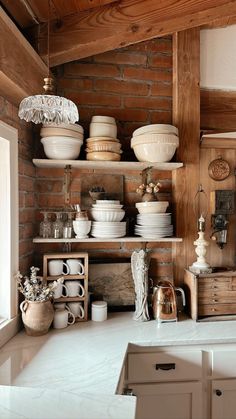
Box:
left=96, top=200, right=120, bottom=205
left=92, top=221, right=126, bottom=226
left=90, top=208, right=125, bottom=222
left=40, top=127, right=83, bottom=141
left=136, top=201, right=169, bottom=214
left=92, top=204, right=123, bottom=209
left=41, top=137, right=83, bottom=160
left=42, top=123, right=84, bottom=134
left=133, top=124, right=179, bottom=137
left=91, top=232, right=126, bottom=238
left=86, top=137, right=120, bottom=143
left=131, top=134, right=179, bottom=147
left=132, top=142, right=178, bottom=163
left=89, top=122, right=117, bottom=138
left=91, top=116, right=116, bottom=124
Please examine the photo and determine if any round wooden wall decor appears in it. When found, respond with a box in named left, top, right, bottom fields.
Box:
left=208, top=157, right=230, bottom=181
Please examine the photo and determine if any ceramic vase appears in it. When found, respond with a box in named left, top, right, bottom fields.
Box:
left=20, top=299, right=54, bottom=336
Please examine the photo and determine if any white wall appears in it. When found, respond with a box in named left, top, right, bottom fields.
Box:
left=200, top=25, right=236, bottom=91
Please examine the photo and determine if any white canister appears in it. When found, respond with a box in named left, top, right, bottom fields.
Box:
left=91, top=301, right=107, bottom=322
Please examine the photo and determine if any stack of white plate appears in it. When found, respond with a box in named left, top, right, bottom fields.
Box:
left=91, top=200, right=126, bottom=238
left=135, top=213, right=173, bottom=239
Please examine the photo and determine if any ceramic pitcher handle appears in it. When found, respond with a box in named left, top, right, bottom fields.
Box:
left=20, top=300, right=28, bottom=313
left=78, top=283, right=85, bottom=297
left=78, top=304, right=85, bottom=319
left=77, top=262, right=85, bottom=275
left=62, top=262, right=69, bottom=275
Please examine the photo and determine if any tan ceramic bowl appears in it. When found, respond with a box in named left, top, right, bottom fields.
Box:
left=86, top=151, right=121, bottom=161
left=86, top=136, right=120, bottom=143
left=133, top=124, right=179, bottom=137
left=136, top=201, right=169, bottom=214
left=91, top=115, right=116, bottom=124
left=86, top=142, right=122, bottom=153
left=89, top=122, right=117, bottom=138
left=40, top=127, right=83, bottom=141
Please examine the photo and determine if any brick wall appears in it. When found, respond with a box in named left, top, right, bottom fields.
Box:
left=36, top=36, right=174, bottom=284
left=0, top=96, right=36, bottom=275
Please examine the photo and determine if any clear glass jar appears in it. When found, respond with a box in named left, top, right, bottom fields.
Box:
left=63, top=212, right=74, bottom=239
left=39, top=211, right=52, bottom=238
left=52, top=212, right=63, bottom=239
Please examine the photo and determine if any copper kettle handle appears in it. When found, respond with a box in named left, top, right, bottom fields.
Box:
left=175, top=287, right=186, bottom=306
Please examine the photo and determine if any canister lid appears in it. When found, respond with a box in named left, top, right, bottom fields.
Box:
left=92, top=301, right=107, bottom=309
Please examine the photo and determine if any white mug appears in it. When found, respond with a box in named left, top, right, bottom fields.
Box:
left=54, top=283, right=68, bottom=299
left=65, top=280, right=85, bottom=297
left=48, top=260, right=69, bottom=276
left=66, top=259, right=85, bottom=275
left=53, top=309, right=75, bottom=329
left=54, top=302, right=67, bottom=310
left=67, top=302, right=84, bottom=319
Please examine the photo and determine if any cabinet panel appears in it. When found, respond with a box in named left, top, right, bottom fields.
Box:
left=127, top=351, right=202, bottom=383
left=212, top=379, right=236, bottom=419
left=130, top=382, right=202, bottom=419
left=212, top=351, right=236, bottom=378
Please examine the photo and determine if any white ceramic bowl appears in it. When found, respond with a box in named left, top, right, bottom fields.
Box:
left=87, top=137, right=120, bottom=143
left=91, top=116, right=116, bottom=124
left=40, top=127, right=83, bottom=141
left=132, top=142, right=177, bottom=162
left=133, top=124, right=179, bottom=137
left=131, top=134, right=179, bottom=147
left=42, top=123, right=84, bottom=134
left=86, top=142, right=122, bottom=153
left=90, top=208, right=125, bottom=222
left=135, top=201, right=169, bottom=214
left=96, top=200, right=120, bottom=205
left=89, top=122, right=117, bottom=138
left=41, top=137, right=83, bottom=160
left=73, top=220, right=91, bottom=238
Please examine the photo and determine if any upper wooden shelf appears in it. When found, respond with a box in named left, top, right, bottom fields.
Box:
left=33, top=159, right=183, bottom=171
left=33, top=237, right=183, bottom=243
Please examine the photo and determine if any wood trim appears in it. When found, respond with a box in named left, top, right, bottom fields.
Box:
left=200, top=89, right=236, bottom=131
left=202, top=15, right=236, bottom=29
left=0, top=6, right=48, bottom=105
left=172, top=28, right=200, bottom=285
left=38, top=0, right=236, bottom=66
left=201, top=133, right=236, bottom=149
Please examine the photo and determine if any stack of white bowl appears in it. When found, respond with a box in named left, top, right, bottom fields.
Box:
left=131, top=124, right=179, bottom=163
left=86, top=116, right=122, bottom=161
left=90, top=200, right=126, bottom=238
left=135, top=201, right=173, bottom=239
left=40, top=123, right=84, bottom=160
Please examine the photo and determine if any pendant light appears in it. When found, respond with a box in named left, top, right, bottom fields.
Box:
left=18, top=1, right=79, bottom=125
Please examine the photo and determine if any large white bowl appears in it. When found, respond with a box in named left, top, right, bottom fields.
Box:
left=90, top=208, right=125, bottom=222
left=133, top=124, right=179, bottom=137
left=132, top=142, right=177, bottom=162
left=41, top=137, right=83, bottom=160
left=91, top=116, right=116, bottom=124
left=131, top=134, right=179, bottom=147
left=89, top=122, right=117, bottom=138
left=136, top=201, right=169, bottom=214
left=42, top=123, right=84, bottom=134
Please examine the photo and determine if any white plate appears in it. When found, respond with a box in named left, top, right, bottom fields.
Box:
left=92, top=221, right=126, bottom=226
left=91, top=232, right=126, bottom=238
left=135, top=233, right=173, bottom=238
left=95, top=200, right=120, bottom=205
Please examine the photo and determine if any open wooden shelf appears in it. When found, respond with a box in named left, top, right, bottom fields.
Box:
left=33, top=159, right=183, bottom=171
left=34, top=237, right=182, bottom=243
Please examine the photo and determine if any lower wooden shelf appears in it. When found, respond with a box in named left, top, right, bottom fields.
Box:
left=54, top=296, right=85, bottom=303
left=34, top=237, right=183, bottom=243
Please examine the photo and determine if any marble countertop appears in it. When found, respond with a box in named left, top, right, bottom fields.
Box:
left=2, top=312, right=236, bottom=418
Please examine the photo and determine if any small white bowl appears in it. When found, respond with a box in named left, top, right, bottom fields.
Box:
left=136, top=201, right=169, bottom=214
left=41, top=137, right=83, bottom=160
left=73, top=220, right=91, bottom=238
left=91, top=116, right=116, bottom=124
left=132, top=142, right=177, bottom=162
left=89, top=122, right=117, bottom=138
left=90, top=208, right=125, bottom=222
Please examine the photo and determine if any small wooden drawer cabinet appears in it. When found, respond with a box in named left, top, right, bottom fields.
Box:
left=184, top=269, right=236, bottom=321
left=43, top=252, right=89, bottom=322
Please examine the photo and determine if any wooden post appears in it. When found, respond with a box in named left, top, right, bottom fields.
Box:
left=172, top=28, right=200, bottom=285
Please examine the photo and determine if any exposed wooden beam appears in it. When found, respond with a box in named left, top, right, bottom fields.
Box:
left=202, top=15, right=236, bottom=29
left=0, top=6, right=49, bottom=106
left=172, top=27, right=200, bottom=284
left=200, top=89, right=236, bottom=131
left=37, top=0, right=236, bottom=66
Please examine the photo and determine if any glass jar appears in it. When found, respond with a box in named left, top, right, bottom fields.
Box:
left=52, top=212, right=63, bottom=239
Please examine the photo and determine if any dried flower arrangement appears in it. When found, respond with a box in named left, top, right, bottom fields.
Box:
left=16, top=266, right=63, bottom=302
left=136, top=167, right=161, bottom=202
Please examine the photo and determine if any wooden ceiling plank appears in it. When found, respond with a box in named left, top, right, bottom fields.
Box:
left=0, top=5, right=48, bottom=105
left=37, top=0, right=236, bottom=66
left=0, top=0, right=37, bottom=27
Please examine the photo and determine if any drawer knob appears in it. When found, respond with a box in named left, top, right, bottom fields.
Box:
left=215, top=389, right=222, bottom=397
left=212, top=299, right=218, bottom=303
left=211, top=308, right=216, bottom=312
left=155, top=363, right=176, bottom=371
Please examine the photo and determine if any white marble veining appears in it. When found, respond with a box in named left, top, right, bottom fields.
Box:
left=2, top=312, right=236, bottom=418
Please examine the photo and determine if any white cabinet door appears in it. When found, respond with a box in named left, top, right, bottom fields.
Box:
left=212, top=379, right=236, bottom=419
left=130, top=382, right=202, bottom=419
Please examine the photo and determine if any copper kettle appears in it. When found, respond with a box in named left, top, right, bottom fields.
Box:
left=152, top=280, right=185, bottom=323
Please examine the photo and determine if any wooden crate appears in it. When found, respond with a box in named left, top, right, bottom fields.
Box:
left=43, top=252, right=89, bottom=322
